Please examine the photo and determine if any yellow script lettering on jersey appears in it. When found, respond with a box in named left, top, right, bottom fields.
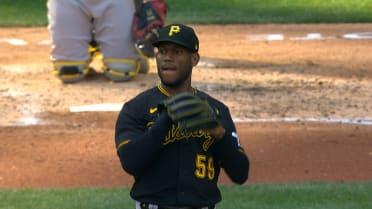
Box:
left=163, top=125, right=214, bottom=151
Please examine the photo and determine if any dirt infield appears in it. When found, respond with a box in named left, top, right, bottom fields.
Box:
left=1, top=24, right=372, bottom=188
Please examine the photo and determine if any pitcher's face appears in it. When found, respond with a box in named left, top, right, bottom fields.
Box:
left=156, top=43, right=199, bottom=88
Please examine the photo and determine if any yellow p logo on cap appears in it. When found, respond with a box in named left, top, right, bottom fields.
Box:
left=168, top=25, right=181, bottom=36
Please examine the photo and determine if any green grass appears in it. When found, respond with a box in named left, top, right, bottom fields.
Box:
left=219, top=182, right=372, bottom=209
left=167, top=0, right=372, bottom=24
left=1, top=182, right=372, bottom=209
left=0, top=0, right=46, bottom=26
left=0, top=0, right=372, bottom=26
left=0, top=188, right=132, bottom=209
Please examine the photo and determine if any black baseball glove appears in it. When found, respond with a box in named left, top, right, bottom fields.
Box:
left=132, top=0, right=168, bottom=57
left=160, top=93, right=221, bottom=132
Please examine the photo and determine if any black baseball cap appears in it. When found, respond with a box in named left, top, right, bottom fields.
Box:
left=152, top=24, right=199, bottom=52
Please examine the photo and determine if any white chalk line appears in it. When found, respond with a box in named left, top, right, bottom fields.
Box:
left=66, top=103, right=372, bottom=126
left=233, top=117, right=372, bottom=126
left=1, top=104, right=371, bottom=126
left=343, top=32, right=372, bottom=39
left=0, top=38, right=50, bottom=46
left=246, top=32, right=372, bottom=41
left=0, top=38, right=28, bottom=45
left=1, top=31, right=372, bottom=47
left=70, top=103, right=122, bottom=112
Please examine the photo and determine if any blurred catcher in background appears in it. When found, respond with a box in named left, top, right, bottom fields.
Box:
left=47, top=0, right=167, bottom=83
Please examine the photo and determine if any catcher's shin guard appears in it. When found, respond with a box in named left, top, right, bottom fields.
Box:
left=52, top=61, right=90, bottom=83
left=103, top=58, right=146, bottom=81
left=138, top=53, right=150, bottom=74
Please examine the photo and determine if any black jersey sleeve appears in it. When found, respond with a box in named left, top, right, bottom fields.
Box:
left=115, top=100, right=172, bottom=176
left=213, top=130, right=249, bottom=184
left=211, top=105, right=249, bottom=184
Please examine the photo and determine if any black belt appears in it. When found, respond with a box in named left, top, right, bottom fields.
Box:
left=137, top=202, right=215, bottom=209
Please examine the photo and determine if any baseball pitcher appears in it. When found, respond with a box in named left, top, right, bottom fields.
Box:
left=115, top=24, right=249, bottom=209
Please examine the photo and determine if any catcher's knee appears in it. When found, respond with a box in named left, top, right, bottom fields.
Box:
left=103, top=58, right=141, bottom=81
left=52, top=61, right=90, bottom=83
left=138, top=54, right=150, bottom=74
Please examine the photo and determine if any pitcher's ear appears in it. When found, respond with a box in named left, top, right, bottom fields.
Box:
left=192, top=52, right=200, bottom=67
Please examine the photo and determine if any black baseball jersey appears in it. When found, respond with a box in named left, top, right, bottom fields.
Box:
left=115, top=85, right=249, bottom=207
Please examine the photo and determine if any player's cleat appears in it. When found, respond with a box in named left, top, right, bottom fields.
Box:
left=53, top=65, right=91, bottom=83
left=103, top=58, right=139, bottom=82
